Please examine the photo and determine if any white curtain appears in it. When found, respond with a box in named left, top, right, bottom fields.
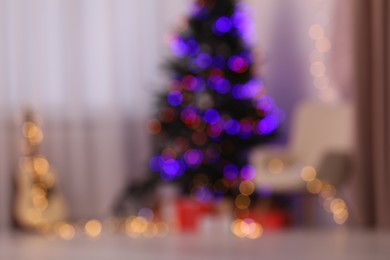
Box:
left=0, top=0, right=192, bottom=229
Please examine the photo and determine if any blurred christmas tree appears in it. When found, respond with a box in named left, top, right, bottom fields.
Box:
left=116, top=0, right=280, bottom=213
left=13, top=109, right=67, bottom=231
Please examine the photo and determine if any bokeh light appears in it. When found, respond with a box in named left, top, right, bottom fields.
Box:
left=203, top=109, right=220, bottom=124
left=184, top=149, right=204, bottom=167
left=309, top=24, right=325, bottom=40
left=239, top=180, right=255, bottom=196
left=316, top=37, right=332, bottom=53
left=300, top=166, right=317, bottom=182
left=306, top=179, right=323, bottom=194
left=267, top=158, right=284, bottom=174
left=256, top=115, right=278, bottom=135
left=224, top=119, right=240, bottom=135
left=231, top=218, right=263, bottom=239
left=167, top=90, right=183, bottom=106
left=33, top=156, right=49, bottom=176
left=138, top=208, right=154, bottom=222
left=213, top=78, right=231, bottom=94
left=84, top=219, right=102, bottom=238
left=228, top=56, right=247, bottom=73
left=240, top=165, right=256, bottom=180
left=214, top=16, right=232, bottom=34
left=195, top=53, right=213, bottom=69
left=146, top=119, right=162, bottom=135
left=56, top=223, right=76, bottom=240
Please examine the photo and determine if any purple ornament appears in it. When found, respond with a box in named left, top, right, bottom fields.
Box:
left=240, top=165, right=256, bottom=180
left=256, top=115, right=278, bottom=135
left=167, top=90, right=183, bottom=106
left=203, top=109, right=220, bottom=124
left=162, top=159, right=180, bottom=176
left=224, top=119, right=240, bottom=135
left=213, top=78, right=231, bottom=94
left=160, top=158, right=186, bottom=181
left=170, top=37, right=188, bottom=57
left=228, top=56, right=247, bottom=72
left=256, top=96, right=274, bottom=113
left=184, top=149, right=203, bottom=167
left=214, top=16, right=232, bottom=34
left=195, top=53, right=213, bottom=69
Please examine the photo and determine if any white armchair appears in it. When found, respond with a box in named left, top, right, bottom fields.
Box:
left=250, top=100, right=354, bottom=193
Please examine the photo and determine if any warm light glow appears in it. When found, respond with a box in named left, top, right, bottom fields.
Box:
left=23, top=122, right=43, bottom=144
left=267, top=158, right=284, bottom=174
left=247, top=223, right=263, bottom=239
left=322, top=197, right=334, bottom=212
left=57, top=223, right=76, bottom=240
left=320, top=184, right=336, bottom=199
left=310, top=62, right=326, bottom=77
left=309, top=24, right=325, bottom=40
left=23, top=122, right=38, bottom=138
left=231, top=219, right=246, bottom=238
left=143, top=223, right=158, bottom=238
left=333, top=209, right=349, bottom=225
left=84, top=219, right=102, bottom=238
left=129, top=217, right=148, bottom=235
left=231, top=219, right=263, bottom=239
left=33, top=156, right=49, bottom=176
left=309, top=17, right=337, bottom=103
left=26, top=208, right=41, bottom=224
left=306, top=179, right=323, bottom=194
left=125, top=217, right=135, bottom=235
left=32, top=194, right=48, bottom=211
left=330, top=199, right=346, bottom=213
left=239, top=180, right=255, bottom=196
left=235, top=194, right=251, bottom=209
left=300, top=166, right=317, bottom=182
left=316, top=37, right=332, bottom=53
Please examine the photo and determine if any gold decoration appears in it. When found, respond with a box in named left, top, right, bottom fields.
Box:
left=13, top=108, right=67, bottom=231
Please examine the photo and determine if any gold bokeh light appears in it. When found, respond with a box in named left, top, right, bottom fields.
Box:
left=84, top=219, right=102, bottom=238
left=300, top=166, right=317, bottom=182
left=267, top=158, right=284, bottom=174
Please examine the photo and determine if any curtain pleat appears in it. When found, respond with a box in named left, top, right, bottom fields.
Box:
left=354, top=0, right=390, bottom=228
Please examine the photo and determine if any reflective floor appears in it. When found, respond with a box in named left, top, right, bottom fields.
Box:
left=1, top=229, right=390, bottom=260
